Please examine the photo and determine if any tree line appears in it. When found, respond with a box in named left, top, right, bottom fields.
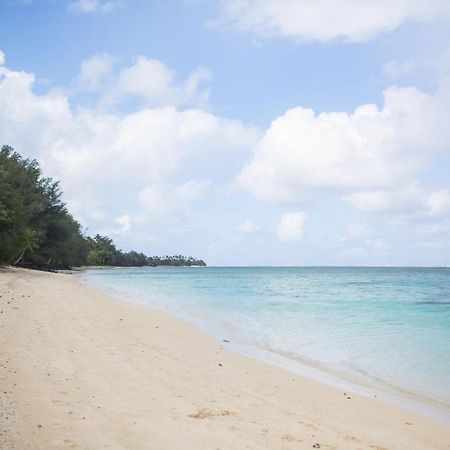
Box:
left=0, top=146, right=207, bottom=270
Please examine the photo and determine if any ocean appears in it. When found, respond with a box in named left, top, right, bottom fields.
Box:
left=83, top=266, right=450, bottom=420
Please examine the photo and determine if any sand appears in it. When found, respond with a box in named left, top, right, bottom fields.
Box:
left=1, top=267, right=449, bottom=450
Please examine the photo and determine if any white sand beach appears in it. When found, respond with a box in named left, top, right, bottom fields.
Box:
left=1, top=267, right=449, bottom=450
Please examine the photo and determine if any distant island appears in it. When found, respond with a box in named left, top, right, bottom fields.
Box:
left=0, top=145, right=206, bottom=270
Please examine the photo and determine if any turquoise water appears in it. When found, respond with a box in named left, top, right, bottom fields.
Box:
left=83, top=266, right=450, bottom=414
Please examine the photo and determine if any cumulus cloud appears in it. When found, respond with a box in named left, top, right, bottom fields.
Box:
left=100, top=214, right=131, bottom=236
left=346, top=184, right=450, bottom=222
left=68, top=0, right=120, bottom=14
left=277, top=211, right=305, bottom=242
left=383, top=45, right=450, bottom=85
left=2, top=47, right=450, bottom=261
left=0, top=51, right=259, bottom=236
left=114, top=56, right=212, bottom=108
left=75, top=55, right=212, bottom=109
left=0, top=50, right=5, bottom=66
left=213, top=0, right=450, bottom=42
left=238, top=84, right=450, bottom=205
left=77, top=53, right=114, bottom=91
left=138, top=180, right=209, bottom=221
left=383, top=59, right=419, bottom=79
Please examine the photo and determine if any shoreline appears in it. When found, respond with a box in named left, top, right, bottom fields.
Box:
left=1, top=268, right=450, bottom=449
left=81, top=268, right=450, bottom=425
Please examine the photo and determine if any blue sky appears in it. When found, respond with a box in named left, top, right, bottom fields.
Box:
left=1, top=0, right=450, bottom=265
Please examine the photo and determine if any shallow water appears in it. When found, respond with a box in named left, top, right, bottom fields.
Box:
left=83, top=266, right=450, bottom=413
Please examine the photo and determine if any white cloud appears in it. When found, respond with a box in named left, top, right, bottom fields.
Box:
left=213, top=0, right=450, bottom=42
left=346, top=184, right=450, bottom=222
left=0, top=52, right=259, bottom=234
left=0, top=50, right=5, bottom=66
left=2, top=48, right=450, bottom=263
left=184, top=66, right=212, bottom=105
left=340, top=222, right=388, bottom=258
left=138, top=180, right=209, bottom=221
left=382, top=46, right=450, bottom=87
left=80, top=55, right=213, bottom=109
left=68, top=0, right=120, bottom=14
left=383, top=59, right=419, bottom=79
left=100, top=214, right=131, bottom=236
left=237, top=219, right=257, bottom=234
left=77, top=53, right=114, bottom=90
left=277, top=211, right=305, bottom=242
left=347, top=190, right=394, bottom=213
left=238, top=84, right=450, bottom=204
left=115, top=214, right=131, bottom=233
left=117, top=57, right=179, bottom=104
left=428, top=189, right=450, bottom=216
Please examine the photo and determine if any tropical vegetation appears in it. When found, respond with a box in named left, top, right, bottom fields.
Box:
left=0, top=145, right=206, bottom=270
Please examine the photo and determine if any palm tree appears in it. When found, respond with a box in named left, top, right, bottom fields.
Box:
left=12, top=228, right=41, bottom=265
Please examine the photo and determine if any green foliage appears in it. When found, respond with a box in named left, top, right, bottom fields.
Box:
left=86, top=236, right=206, bottom=267
left=86, top=235, right=117, bottom=266
left=146, top=255, right=207, bottom=266
left=0, top=145, right=87, bottom=269
left=0, top=145, right=207, bottom=269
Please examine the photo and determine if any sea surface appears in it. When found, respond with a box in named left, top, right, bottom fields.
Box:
left=83, top=266, right=450, bottom=419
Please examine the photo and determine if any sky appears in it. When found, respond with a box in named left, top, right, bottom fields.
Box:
left=1, top=0, right=450, bottom=266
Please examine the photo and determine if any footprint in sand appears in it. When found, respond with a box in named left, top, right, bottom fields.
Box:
left=188, top=408, right=235, bottom=419
left=50, top=439, right=77, bottom=448
left=281, top=434, right=302, bottom=442
left=299, top=420, right=319, bottom=431
left=344, top=435, right=361, bottom=443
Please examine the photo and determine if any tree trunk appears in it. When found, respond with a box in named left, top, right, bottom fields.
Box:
left=12, top=247, right=27, bottom=266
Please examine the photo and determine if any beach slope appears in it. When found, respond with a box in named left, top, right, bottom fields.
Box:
left=1, top=268, right=449, bottom=449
